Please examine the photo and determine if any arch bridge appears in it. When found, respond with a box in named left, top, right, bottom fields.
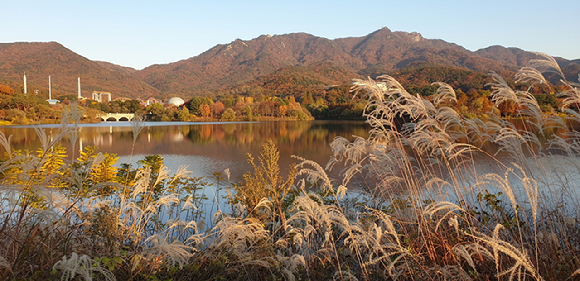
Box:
left=98, top=113, right=135, bottom=122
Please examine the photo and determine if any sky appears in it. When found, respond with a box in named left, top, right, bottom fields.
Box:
left=2, top=0, right=579, bottom=70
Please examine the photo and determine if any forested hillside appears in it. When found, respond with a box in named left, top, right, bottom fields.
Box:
left=136, top=28, right=530, bottom=96
left=0, top=28, right=578, bottom=103
left=0, top=42, right=159, bottom=99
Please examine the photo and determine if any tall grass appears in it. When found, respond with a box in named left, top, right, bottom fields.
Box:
left=1, top=54, right=580, bottom=280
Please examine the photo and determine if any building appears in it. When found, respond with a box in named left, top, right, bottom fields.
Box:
left=167, top=97, right=185, bottom=107
left=143, top=97, right=163, bottom=106
left=92, top=91, right=112, bottom=103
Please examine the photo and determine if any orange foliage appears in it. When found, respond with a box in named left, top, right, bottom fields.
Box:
left=199, top=104, right=212, bottom=117
left=213, top=101, right=225, bottom=116
left=0, top=84, right=14, bottom=95
left=279, top=105, right=288, bottom=117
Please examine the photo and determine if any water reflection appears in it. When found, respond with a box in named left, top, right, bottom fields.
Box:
left=0, top=121, right=370, bottom=181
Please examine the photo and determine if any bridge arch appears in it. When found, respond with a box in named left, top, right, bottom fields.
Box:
left=98, top=113, right=135, bottom=122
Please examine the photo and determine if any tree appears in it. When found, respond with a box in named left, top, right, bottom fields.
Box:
left=83, top=107, right=105, bottom=121
left=177, top=107, right=190, bottom=121
left=221, top=108, right=236, bottom=121
left=37, top=145, right=68, bottom=188
left=146, top=103, right=168, bottom=121
left=279, top=105, right=288, bottom=117
left=36, top=104, right=62, bottom=120
left=126, top=100, right=143, bottom=113
left=109, top=100, right=142, bottom=113
left=199, top=104, right=212, bottom=118
left=86, top=100, right=109, bottom=113
left=25, top=107, right=38, bottom=121
left=223, top=98, right=234, bottom=107
left=188, top=97, right=213, bottom=115
left=108, top=100, right=124, bottom=113
left=243, top=105, right=253, bottom=121
left=213, top=101, right=225, bottom=116
left=291, top=109, right=310, bottom=121
left=57, top=94, right=78, bottom=102
left=2, top=94, right=47, bottom=111
left=89, top=153, right=119, bottom=195
left=534, top=94, right=559, bottom=111
left=0, top=84, right=14, bottom=96
left=161, top=108, right=175, bottom=121
left=301, top=92, right=314, bottom=105
left=5, top=109, right=29, bottom=124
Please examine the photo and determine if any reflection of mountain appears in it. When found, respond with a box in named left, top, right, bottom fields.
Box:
left=181, top=121, right=370, bottom=161
left=0, top=122, right=369, bottom=171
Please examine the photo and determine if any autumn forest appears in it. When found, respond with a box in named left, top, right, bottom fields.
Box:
left=0, top=28, right=578, bottom=125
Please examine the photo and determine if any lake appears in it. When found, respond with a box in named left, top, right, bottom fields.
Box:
left=0, top=120, right=370, bottom=183
left=3, top=119, right=580, bottom=228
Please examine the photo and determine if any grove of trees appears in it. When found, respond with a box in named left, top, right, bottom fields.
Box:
left=0, top=63, right=571, bottom=125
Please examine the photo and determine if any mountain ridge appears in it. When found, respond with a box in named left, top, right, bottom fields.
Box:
left=0, top=42, right=159, bottom=99
left=1, top=29, right=578, bottom=100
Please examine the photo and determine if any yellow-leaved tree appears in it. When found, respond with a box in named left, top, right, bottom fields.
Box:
left=89, top=152, right=119, bottom=195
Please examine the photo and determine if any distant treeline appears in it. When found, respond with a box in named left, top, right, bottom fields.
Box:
left=0, top=65, right=566, bottom=125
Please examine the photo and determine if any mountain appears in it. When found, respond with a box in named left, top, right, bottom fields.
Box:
left=1, top=28, right=579, bottom=100
left=473, top=45, right=538, bottom=67
left=93, top=61, right=138, bottom=76
left=0, top=42, right=160, bottom=99
left=136, top=27, right=544, bottom=96
left=134, top=33, right=358, bottom=95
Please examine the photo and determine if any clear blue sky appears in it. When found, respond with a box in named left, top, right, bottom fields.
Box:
left=2, top=0, right=579, bottom=70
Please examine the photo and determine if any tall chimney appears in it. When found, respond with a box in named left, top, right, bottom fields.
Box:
left=48, top=76, right=52, bottom=100
left=23, top=72, right=27, bottom=94
left=78, top=77, right=81, bottom=99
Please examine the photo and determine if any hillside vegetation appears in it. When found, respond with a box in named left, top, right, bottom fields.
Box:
left=0, top=42, right=159, bottom=99
left=1, top=28, right=579, bottom=103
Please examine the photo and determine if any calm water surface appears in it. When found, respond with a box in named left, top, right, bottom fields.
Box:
left=0, top=121, right=370, bottom=182
left=4, top=120, right=580, bottom=221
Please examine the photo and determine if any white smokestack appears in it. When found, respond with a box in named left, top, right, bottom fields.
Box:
left=23, top=72, right=27, bottom=94
left=78, top=77, right=81, bottom=99
left=49, top=76, right=52, bottom=100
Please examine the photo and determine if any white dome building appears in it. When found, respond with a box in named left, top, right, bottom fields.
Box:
left=167, top=97, right=185, bottom=107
